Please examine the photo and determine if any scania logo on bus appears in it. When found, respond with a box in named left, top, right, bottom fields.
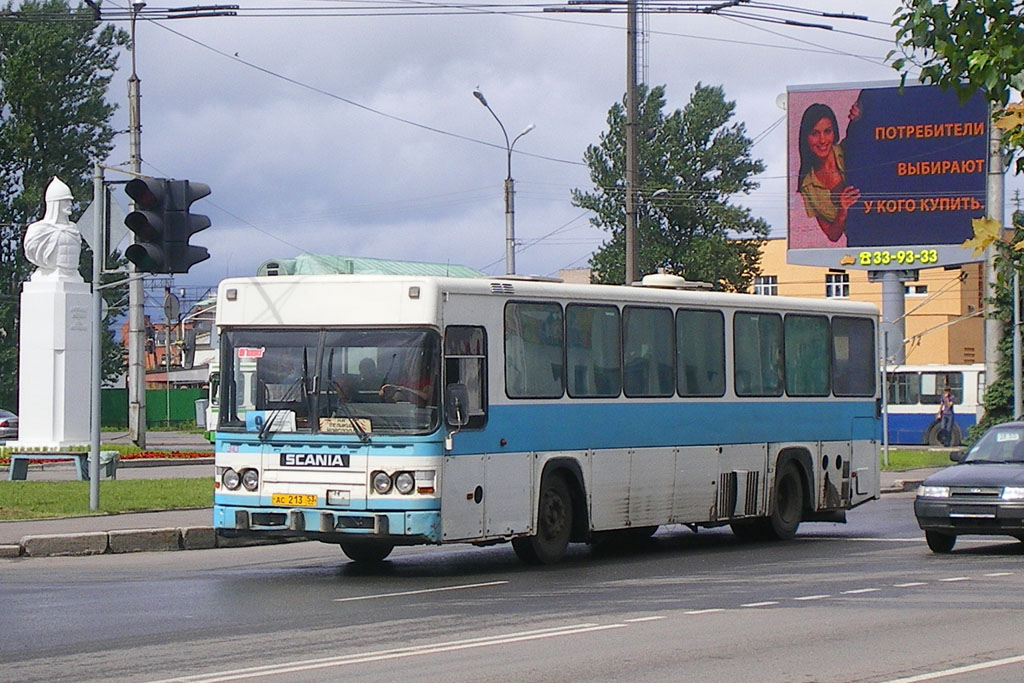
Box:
left=280, top=453, right=350, bottom=468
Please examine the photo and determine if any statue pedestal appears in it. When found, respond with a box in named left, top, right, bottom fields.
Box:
left=11, top=279, right=92, bottom=449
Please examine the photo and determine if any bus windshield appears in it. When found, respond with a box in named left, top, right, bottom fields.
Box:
left=219, top=328, right=441, bottom=436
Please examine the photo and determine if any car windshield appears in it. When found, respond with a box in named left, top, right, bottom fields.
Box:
left=962, top=426, right=1024, bottom=464
left=218, top=327, right=440, bottom=437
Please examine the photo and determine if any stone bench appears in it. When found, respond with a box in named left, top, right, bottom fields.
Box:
left=7, top=451, right=119, bottom=481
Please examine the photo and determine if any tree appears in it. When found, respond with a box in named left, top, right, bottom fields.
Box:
left=891, top=0, right=1024, bottom=170
left=0, top=0, right=128, bottom=408
left=572, top=84, right=769, bottom=290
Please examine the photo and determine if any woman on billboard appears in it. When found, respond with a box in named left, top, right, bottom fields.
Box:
left=797, top=102, right=861, bottom=243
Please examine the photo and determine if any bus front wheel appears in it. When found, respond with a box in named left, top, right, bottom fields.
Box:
left=339, top=539, right=394, bottom=563
left=512, top=473, right=573, bottom=564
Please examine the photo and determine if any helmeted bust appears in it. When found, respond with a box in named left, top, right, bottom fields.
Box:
left=24, top=177, right=83, bottom=282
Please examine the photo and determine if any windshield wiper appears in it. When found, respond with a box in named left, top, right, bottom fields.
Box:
left=333, top=388, right=371, bottom=444
left=258, top=375, right=306, bottom=442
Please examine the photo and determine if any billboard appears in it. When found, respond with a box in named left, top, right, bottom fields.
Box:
left=787, top=83, right=989, bottom=270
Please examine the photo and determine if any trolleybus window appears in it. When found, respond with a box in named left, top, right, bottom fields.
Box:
left=623, top=306, right=674, bottom=398
left=566, top=304, right=621, bottom=398
left=505, top=302, right=564, bottom=398
left=831, top=316, right=875, bottom=396
left=734, top=312, right=784, bottom=397
left=784, top=315, right=830, bottom=397
left=676, top=309, right=725, bottom=397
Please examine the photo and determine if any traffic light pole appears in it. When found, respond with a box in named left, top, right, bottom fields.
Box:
left=127, top=2, right=146, bottom=447
left=89, top=165, right=104, bottom=510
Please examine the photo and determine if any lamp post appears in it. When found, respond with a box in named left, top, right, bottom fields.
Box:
left=473, top=90, right=534, bottom=275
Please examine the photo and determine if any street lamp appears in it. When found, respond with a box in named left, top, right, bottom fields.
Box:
left=473, top=89, right=535, bottom=275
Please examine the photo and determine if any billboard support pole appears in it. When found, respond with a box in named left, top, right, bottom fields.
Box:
left=869, top=269, right=915, bottom=365
left=984, top=124, right=1004, bottom=410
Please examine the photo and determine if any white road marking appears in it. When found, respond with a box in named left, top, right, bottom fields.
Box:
left=332, top=580, right=508, bottom=602
left=893, top=582, right=927, bottom=587
left=985, top=572, right=1014, bottom=577
left=684, top=608, right=725, bottom=615
left=841, top=588, right=881, bottom=594
left=148, top=622, right=627, bottom=682
left=883, top=653, right=1024, bottom=682
left=938, top=577, right=970, bottom=583
left=793, top=594, right=830, bottom=601
left=625, top=616, right=666, bottom=623
left=741, top=601, right=779, bottom=608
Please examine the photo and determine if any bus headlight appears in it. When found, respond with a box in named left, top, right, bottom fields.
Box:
left=222, top=468, right=241, bottom=490
left=241, top=469, right=260, bottom=491
left=394, top=471, right=415, bottom=495
left=371, top=470, right=392, bottom=494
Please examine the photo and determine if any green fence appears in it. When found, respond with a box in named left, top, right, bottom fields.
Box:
left=101, top=388, right=207, bottom=428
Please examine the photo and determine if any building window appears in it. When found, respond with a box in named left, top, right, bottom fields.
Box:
left=825, top=273, right=849, bottom=299
left=905, top=284, right=928, bottom=296
left=754, top=275, right=778, bottom=296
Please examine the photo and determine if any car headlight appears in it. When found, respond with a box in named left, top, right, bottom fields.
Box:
left=1002, top=486, right=1024, bottom=501
left=917, top=485, right=950, bottom=498
left=371, top=470, right=392, bottom=494
left=222, top=468, right=241, bottom=490
left=241, top=469, right=260, bottom=492
left=394, top=471, right=415, bottom=495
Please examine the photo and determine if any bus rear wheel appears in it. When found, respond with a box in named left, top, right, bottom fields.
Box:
left=339, top=539, right=394, bottom=563
left=766, top=462, right=804, bottom=540
left=512, top=473, right=573, bottom=564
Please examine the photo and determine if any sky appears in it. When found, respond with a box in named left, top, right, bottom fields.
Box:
left=89, top=0, right=1023, bottom=305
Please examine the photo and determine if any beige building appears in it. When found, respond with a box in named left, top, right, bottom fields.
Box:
left=755, top=238, right=984, bottom=365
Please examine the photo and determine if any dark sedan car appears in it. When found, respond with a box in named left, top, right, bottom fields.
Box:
left=0, top=409, right=18, bottom=441
left=915, top=421, right=1024, bottom=553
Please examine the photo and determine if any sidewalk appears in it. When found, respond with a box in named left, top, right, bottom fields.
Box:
left=1, top=454, right=939, bottom=558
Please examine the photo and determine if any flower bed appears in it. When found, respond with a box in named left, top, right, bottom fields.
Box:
left=0, top=451, right=210, bottom=466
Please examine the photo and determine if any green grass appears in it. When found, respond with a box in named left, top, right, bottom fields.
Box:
left=880, top=448, right=957, bottom=471
left=0, top=478, right=212, bottom=520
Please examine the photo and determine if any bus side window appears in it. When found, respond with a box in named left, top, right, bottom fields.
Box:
left=445, top=325, right=488, bottom=428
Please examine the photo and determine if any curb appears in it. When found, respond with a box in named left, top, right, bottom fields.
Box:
left=2, top=527, right=306, bottom=559
left=881, top=479, right=925, bottom=494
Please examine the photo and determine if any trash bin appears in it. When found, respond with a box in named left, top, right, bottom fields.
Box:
left=195, top=399, right=209, bottom=429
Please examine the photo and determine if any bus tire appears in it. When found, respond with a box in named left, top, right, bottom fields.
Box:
left=766, top=461, right=804, bottom=540
left=512, top=473, right=573, bottom=564
left=925, top=420, right=961, bottom=447
left=925, top=530, right=956, bottom=553
left=339, top=539, right=394, bottom=563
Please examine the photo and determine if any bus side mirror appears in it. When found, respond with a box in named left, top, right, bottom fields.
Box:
left=445, top=383, right=471, bottom=427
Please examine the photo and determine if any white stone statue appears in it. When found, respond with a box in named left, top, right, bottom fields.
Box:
left=23, top=176, right=83, bottom=282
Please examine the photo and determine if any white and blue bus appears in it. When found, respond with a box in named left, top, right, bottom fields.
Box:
left=212, top=273, right=880, bottom=564
left=884, top=364, right=985, bottom=447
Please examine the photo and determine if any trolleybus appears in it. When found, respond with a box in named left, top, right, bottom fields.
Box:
left=212, top=273, right=881, bottom=564
left=884, top=363, right=985, bottom=446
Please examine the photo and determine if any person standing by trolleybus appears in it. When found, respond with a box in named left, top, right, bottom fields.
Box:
left=937, top=386, right=955, bottom=447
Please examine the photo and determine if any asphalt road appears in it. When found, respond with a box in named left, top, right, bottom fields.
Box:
left=4, top=493, right=1024, bottom=683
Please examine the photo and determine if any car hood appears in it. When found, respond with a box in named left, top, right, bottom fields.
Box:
left=922, top=463, right=1024, bottom=488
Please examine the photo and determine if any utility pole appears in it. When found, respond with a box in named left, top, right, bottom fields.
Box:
left=127, top=1, right=147, bottom=447
left=624, top=0, right=639, bottom=285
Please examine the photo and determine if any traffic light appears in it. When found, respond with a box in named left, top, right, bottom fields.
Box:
left=124, top=177, right=211, bottom=274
